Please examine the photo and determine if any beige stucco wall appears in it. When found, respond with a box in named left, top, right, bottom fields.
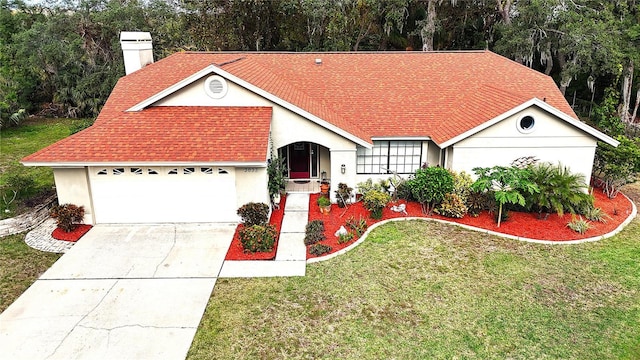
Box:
left=53, top=167, right=94, bottom=224
left=450, top=106, right=598, bottom=181
left=235, top=166, right=269, bottom=207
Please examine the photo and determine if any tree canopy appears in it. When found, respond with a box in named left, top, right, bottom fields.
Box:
left=0, top=0, right=638, bottom=128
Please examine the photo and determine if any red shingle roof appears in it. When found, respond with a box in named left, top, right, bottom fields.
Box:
left=23, top=107, right=272, bottom=163
left=23, top=50, right=576, bottom=164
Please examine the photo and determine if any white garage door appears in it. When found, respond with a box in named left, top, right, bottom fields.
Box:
left=89, top=166, right=238, bottom=223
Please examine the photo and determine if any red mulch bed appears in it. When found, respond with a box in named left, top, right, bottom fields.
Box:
left=225, top=195, right=286, bottom=260
left=51, top=224, right=93, bottom=242
left=307, top=189, right=634, bottom=259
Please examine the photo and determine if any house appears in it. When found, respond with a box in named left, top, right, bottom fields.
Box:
left=22, top=32, right=618, bottom=224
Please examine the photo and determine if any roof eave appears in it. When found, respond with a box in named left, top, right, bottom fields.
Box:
left=439, top=98, right=620, bottom=148
left=21, top=161, right=268, bottom=168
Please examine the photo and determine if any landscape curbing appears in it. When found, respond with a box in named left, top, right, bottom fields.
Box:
left=308, top=192, right=638, bottom=264
left=23, top=193, right=637, bottom=269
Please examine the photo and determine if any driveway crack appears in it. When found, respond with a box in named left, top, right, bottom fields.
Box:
left=45, top=280, right=118, bottom=360
left=153, top=224, right=177, bottom=277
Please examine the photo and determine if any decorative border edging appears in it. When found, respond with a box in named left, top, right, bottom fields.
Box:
left=308, top=193, right=637, bottom=264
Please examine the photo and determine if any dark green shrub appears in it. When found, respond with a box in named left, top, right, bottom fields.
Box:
left=465, top=190, right=495, bottom=217
left=393, top=178, right=413, bottom=201
left=239, top=224, right=277, bottom=253
left=49, top=203, right=85, bottom=232
left=434, top=193, right=468, bottom=218
left=267, top=156, right=287, bottom=197
left=362, top=189, right=390, bottom=219
left=346, top=215, right=368, bottom=237
left=237, top=202, right=269, bottom=226
left=407, top=166, right=454, bottom=214
left=304, top=220, right=325, bottom=245
left=309, top=243, right=332, bottom=256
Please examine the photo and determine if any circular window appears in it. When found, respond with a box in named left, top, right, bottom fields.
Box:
left=204, top=75, right=228, bottom=99
left=517, top=115, right=536, bottom=133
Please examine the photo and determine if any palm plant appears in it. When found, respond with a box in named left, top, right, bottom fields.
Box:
left=527, top=163, right=593, bottom=218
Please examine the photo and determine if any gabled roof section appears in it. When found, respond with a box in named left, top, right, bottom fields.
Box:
left=110, top=50, right=578, bottom=146
left=22, top=107, right=272, bottom=165
left=439, top=98, right=619, bottom=148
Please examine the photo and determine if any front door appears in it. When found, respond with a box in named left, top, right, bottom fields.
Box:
left=289, top=142, right=310, bottom=179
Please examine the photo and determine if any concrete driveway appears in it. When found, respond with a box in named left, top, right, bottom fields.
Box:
left=0, top=223, right=235, bottom=360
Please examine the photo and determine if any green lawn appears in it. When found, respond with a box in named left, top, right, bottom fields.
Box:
left=189, top=185, right=640, bottom=359
left=0, top=118, right=90, bottom=217
left=0, top=233, right=60, bottom=312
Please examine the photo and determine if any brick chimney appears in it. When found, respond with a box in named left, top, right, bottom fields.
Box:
left=120, top=31, right=154, bottom=75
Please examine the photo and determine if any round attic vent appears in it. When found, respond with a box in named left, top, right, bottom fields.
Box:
left=517, top=115, right=536, bottom=133
left=204, top=75, right=228, bottom=99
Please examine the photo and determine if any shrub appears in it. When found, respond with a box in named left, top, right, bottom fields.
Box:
left=434, top=193, right=468, bottom=218
left=567, top=216, right=592, bottom=234
left=593, top=136, right=640, bottom=198
left=450, top=170, right=473, bottom=202
left=582, top=206, right=610, bottom=223
left=304, top=220, right=325, bottom=245
left=346, top=215, right=368, bottom=237
left=237, top=202, right=269, bottom=226
left=527, top=162, right=593, bottom=218
left=362, top=189, right=391, bottom=219
left=393, top=178, right=413, bottom=201
left=49, top=203, right=85, bottom=232
left=309, top=243, right=332, bottom=256
left=334, top=183, right=353, bottom=207
left=337, top=232, right=354, bottom=244
left=465, top=190, right=495, bottom=217
left=317, top=196, right=331, bottom=207
left=267, top=156, right=287, bottom=197
left=239, top=224, right=277, bottom=253
left=407, top=166, right=454, bottom=214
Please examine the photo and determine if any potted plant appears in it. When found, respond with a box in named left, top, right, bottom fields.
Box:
left=320, top=181, right=330, bottom=196
left=317, top=196, right=331, bottom=214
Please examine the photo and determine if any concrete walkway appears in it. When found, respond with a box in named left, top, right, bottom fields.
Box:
left=219, top=193, right=309, bottom=277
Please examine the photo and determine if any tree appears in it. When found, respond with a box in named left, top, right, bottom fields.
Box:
left=471, top=166, right=539, bottom=227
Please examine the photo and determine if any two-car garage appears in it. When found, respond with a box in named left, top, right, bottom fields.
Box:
left=88, top=166, right=238, bottom=223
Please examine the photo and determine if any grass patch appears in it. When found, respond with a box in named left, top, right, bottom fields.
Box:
left=0, top=118, right=90, bottom=217
left=0, top=233, right=60, bottom=313
left=189, top=185, right=640, bottom=359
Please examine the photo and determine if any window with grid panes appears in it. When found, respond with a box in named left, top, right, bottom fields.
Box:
left=356, top=141, right=422, bottom=174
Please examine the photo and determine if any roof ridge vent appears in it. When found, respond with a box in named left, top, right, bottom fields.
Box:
left=315, top=58, right=322, bottom=65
